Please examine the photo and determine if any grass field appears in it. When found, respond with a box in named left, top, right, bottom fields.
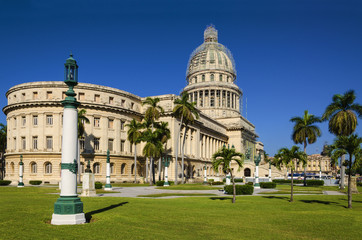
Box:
left=0, top=186, right=361, bottom=240
left=156, top=183, right=222, bottom=190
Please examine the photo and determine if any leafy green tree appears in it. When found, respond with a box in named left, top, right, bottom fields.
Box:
left=126, top=119, right=143, bottom=183
left=142, top=97, right=164, bottom=185
left=274, top=146, right=307, bottom=202
left=0, top=123, right=6, bottom=180
left=212, top=145, right=244, bottom=203
left=142, top=128, right=163, bottom=185
left=330, top=134, right=362, bottom=208
left=173, top=92, right=199, bottom=184
left=322, top=90, right=362, bottom=136
left=290, top=110, right=321, bottom=186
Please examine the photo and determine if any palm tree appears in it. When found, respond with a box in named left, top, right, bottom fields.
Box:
left=0, top=123, right=6, bottom=180
left=173, top=92, right=199, bottom=184
left=290, top=110, right=321, bottom=186
left=142, top=97, right=164, bottom=185
left=322, top=90, right=362, bottom=136
left=330, top=134, right=362, bottom=208
left=212, top=145, right=244, bottom=203
left=126, top=119, right=143, bottom=183
left=77, top=109, right=89, bottom=182
left=322, top=90, right=362, bottom=189
left=142, top=129, right=163, bottom=185
left=155, top=121, right=171, bottom=181
left=274, top=146, right=307, bottom=202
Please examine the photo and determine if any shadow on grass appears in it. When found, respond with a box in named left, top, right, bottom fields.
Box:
left=299, top=199, right=347, bottom=208
left=85, top=202, right=128, bottom=223
left=210, top=197, right=232, bottom=202
left=262, top=196, right=289, bottom=201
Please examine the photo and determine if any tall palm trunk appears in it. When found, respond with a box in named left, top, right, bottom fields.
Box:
left=158, top=158, right=161, bottom=181
left=347, top=154, right=352, bottom=208
left=134, top=143, right=137, bottom=183
left=340, top=155, right=345, bottom=190
left=231, top=170, right=236, bottom=203
left=303, top=142, right=307, bottom=186
left=145, top=157, right=149, bottom=183
left=181, top=126, right=187, bottom=184
left=175, top=115, right=183, bottom=185
left=290, top=167, right=294, bottom=202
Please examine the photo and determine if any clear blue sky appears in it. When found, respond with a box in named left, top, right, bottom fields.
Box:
left=1, top=0, right=361, bottom=156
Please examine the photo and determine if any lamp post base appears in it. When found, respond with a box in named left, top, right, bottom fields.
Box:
left=51, top=213, right=86, bottom=225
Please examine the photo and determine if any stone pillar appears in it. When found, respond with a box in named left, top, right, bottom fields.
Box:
left=203, top=163, right=207, bottom=184
left=81, top=160, right=96, bottom=197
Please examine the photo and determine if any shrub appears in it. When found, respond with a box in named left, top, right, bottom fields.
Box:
left=0, top=180, right=11, bottom=186
left=95, top=182, right=102, bottom=189
left=210, top=181, right=223, bottom=185
left=272, top=179, right=303, bottom=184
left=29, top=180, right=42, bottom=185
left=156, top=180, right=174, bottom=186
left=222, top=178, right=226, bottom=182
left=234, top=178, right=243, bottom=183
left=224, top=184, right=254, bottom=195
left=357, top=182, right=362, bottom=187
left=208, top=179, right=214, bottom=183
left=247, top=182, right=254, bottom=185
left=260, top=182, right=276, bottom=188
left=306, top=180, right=324, bottom=186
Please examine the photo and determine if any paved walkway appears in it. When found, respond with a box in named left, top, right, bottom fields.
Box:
left=92, top=186, right=345, bottom=198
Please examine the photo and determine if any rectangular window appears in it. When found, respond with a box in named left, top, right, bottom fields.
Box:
left=78, top=92, right=85, bottom=101
left=13, top=137, right=16, bottom=150
left=227, top=92, right=231, bottom=108
left=33, top=115, right=38, bottom=126
left=21, top=137, right=26, bottom=150
left=46, top=91, right=53, bottom=100
left=33, top=92, right=38, bottom=100
left=22, top=116, right=26, bottom=126
left=129, top=143, right=132, bottom=153
left=33, top=136, right=38, bottom=150
left=121, top=99, right=125, bottom=107
left=46, top=115, right=53, bottom=125
left=131, top=102, right=134, bottom=109
left=108, top=139, right=113, bottom=151
left=205, top=90, right=209, bottom=107
left=80, top=137, right=85, bottom=150
left=109, top=97, right=114, bottom=104
left=108, top=119, right=114, bottom=129
left=94, top=138, right=100, bottom=150
left=94, top=117, right=100, bottom=127
left=46, top=136, right=53, bottom=150
left=199, top=91, right=203, bottom=107
left=120, top=140, right=125, bottom=152
left=120, top=120, right=125, bottom=130
left=94, top=94, right=100, bottom=103
left=210, top=90, right=215, bottom=107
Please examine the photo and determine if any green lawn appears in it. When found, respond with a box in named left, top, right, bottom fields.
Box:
left=138, top=193, right=217, bottom=198
left=0, top=186, right=361, bottom=240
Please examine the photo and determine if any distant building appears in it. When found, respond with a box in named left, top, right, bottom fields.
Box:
left=3, top=26, right=280, bottom=184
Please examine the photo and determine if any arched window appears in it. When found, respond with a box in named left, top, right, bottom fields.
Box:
left=10, top=162, right=14, bottom=174
left=110, top=163, right=114, bottom=174
left=121, top=163, right=126, bottom=174
left=44, top=162, right=52, bottom=174
left=244, top=168, right=251, bottom=177
left=93, top=162, right=100, bottom=174
left=131, top=164, right=135, bottom=175
left=30, top=162, right=37, bottom=173
left=210, top=74, right=214, bottom=81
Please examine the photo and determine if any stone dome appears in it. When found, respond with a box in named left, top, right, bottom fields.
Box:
left=186, top=25, right=236, bottom=79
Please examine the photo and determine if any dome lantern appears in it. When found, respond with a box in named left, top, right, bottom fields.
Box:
left=204, top=25, right=218, bottom=42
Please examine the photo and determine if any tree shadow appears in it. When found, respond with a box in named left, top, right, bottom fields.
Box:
left=262, top=196, right=289, bottom=201
left=85, top=202, right=128, bottom=223
left=299, top=200, right=347, bottom=208
left=210, top=197, right=232, bottom=202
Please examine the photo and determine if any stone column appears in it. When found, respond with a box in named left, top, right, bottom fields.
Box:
left=203, top=163, right=207, bottom=184
left=105, top=150, right=112, bottom=190
left=18, top=155, right=24, bottom=187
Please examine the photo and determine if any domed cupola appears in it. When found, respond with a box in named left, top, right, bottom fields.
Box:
left=183, top=25, right=242, bottom=119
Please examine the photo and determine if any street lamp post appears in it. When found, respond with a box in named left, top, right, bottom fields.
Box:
left=105, top=150, right=112, bottom=190
left=18, top=155, right=24, bottom=187
left=162, top=155, right=171, bottom=186
left=51, top=54, right=85, bottom=225
left=203, top=163, right=207, bottom=184
left=254, top=151, right=261, bottom=189
left=268, top=162, right=272, bottom=182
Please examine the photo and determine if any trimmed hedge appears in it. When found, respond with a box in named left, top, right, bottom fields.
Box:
left=272, top=179, right=303, bottom=184
left=306, top=180, right=324, bottom=186
left=208, top=179, right=214, bottom=183
left=0, top=180, right=11, bottom=186
left=95, top=182, right=102, bottom=189
left=247, top=182, right=254, bottom=185
left=224, top=184, right=254, bottom=195
left=210, top=181, right=223, bottom=185
left=234, top=178, right=243, bottom=183
left=357, top=182, right=362, bottom=187
left=156, top=180, right=174, bottom=186
left=29, top=180, right=42, bottom=185
left=260, top=182, right=276, bottom=188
